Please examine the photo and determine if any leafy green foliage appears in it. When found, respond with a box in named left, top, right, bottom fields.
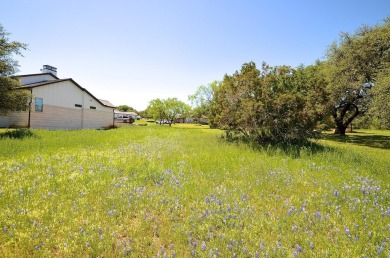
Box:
left=188, top=81, right=220, bottom=124
left=146, top=98, right=191, bottom=126
left=146, top=98, right=167, bottom=122
left=163, top=98, right=191, bottom=125
left=0, top=128, right=34, bottom=139
left=325, top=17, right=390, bottom=134
left=0, top=24, right=30, bottom=115
left=212, top=62, right=328, bottom=144
left=369, top=66, right=390, bottom=129
left=116, top=104, right=137, bottom=113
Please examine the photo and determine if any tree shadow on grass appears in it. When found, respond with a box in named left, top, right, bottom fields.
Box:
left=321, top=132, right=390, bottom=150
left=250, top=140, right=330, bottom=158
left=171, top=124, right=210, bottom=129
left=222, top=134, right=330, bottom=159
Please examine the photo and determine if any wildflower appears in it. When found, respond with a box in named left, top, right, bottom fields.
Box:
left=201, top=241, right=206, bottom=251
left=314, top=211, right=321, bottom=218
left=287, top=206, right=295, bottom=216
left=345, top=227, right=351, bottom=238
left=334, top=189, right=339, bottom=197
left=376, top=245, right=384, bottom=255
left=295, top=244, right=302, bottom=252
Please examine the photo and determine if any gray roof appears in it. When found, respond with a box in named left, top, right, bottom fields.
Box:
left=16, top=72, right=59, bottom=80
left=100, top=99, right=116, bottom=108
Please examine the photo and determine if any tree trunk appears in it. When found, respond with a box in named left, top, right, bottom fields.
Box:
left=333, top=103, right=359, bottom=136
left=334, top=125, right=347, bottom=136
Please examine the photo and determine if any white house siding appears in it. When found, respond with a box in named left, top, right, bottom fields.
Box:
left=30, top=105, right=82, bottom=129
left=83, top=109, right=114, bottom=128
left=19, top=74, right=57, bottom=85
left=32, top=81, right=83, bottom=108
left=81, top=91, right=114, bottom=128
left=0, top=112, right=28, bottom=128
left=8, top=112, right=29, bottom=128
left=0, top=116, right=10, bottom=128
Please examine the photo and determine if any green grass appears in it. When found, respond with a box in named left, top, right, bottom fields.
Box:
left=0, top=125, right=389, bottom=257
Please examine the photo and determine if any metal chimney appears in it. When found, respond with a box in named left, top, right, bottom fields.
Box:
left=41, top=65, right=57, bottom=76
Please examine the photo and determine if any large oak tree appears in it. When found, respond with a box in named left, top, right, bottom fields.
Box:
left=325, top=18, right=390, bottom=134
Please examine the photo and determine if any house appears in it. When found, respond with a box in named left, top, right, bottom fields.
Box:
left=114, top=110, right=138, bottom=126
left=174, top=115, right=209, bottom=125
left=0, top=65, right=116, bottom=130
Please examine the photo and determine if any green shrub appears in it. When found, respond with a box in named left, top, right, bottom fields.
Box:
left=0, top=128, right=34, bottom=139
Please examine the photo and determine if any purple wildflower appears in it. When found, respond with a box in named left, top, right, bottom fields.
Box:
left=334, top=189, right=339, bottom=197
left=201, top=241, right=206, bottom=251
left=345, top=227, right=351, bottom=238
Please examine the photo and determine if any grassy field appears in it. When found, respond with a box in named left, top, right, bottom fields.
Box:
left=0, top=125, right=389, bottom=257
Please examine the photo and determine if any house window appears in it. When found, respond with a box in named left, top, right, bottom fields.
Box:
left=35, top=98, right=43, bottom=112
left=75, top=104, right=82, bottom=108
left=90, top=106, right=96, bottom=110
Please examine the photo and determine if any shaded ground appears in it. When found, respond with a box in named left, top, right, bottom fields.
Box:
left=321, top=130, right=390, bottom=149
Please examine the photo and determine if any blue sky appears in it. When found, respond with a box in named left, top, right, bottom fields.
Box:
left=3, top=0, right=389, bottom=110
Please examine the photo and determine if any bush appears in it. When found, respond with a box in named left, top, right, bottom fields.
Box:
left=0, top=128, right=34, bottom=139
left=212, top=62, right=328, bottom=144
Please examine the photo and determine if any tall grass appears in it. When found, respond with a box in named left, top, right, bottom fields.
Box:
left=0, top=125, right=389, bottom=257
